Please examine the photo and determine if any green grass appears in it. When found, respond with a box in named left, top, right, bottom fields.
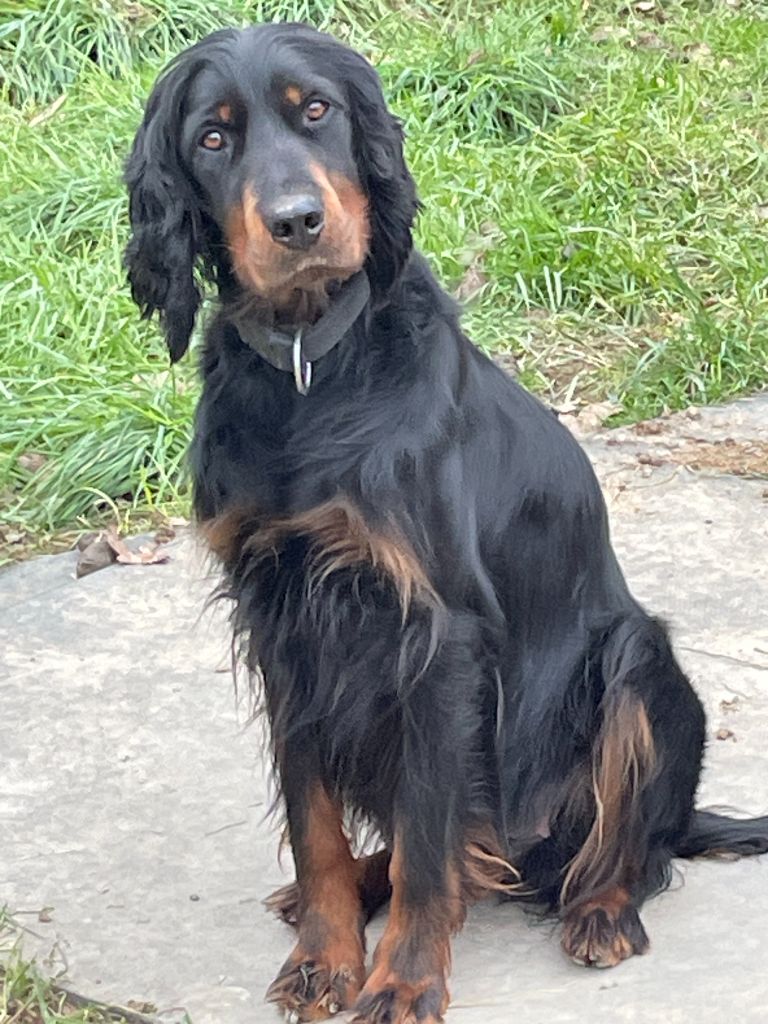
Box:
left=1, top=0, right=767, bottom=556
left=0, top=908, right=165, bottom=1022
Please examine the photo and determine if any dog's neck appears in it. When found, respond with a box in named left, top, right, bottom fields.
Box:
left=228, top=270, right=371, bottom=394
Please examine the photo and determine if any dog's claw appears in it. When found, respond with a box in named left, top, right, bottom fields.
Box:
left=267, top=952, right=362, bottom=1020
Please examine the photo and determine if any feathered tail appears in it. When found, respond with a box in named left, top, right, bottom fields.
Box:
left=675, top=810, right=768, bottom=859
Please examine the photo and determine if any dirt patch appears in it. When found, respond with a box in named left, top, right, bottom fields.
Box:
left=663, top=439, right=768, bottom=478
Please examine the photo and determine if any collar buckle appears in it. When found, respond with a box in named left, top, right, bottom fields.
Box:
left=292, top=329, right=312, bottom=395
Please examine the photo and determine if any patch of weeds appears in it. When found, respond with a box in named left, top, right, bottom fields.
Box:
left=0, top=909, right=179, bottom=1022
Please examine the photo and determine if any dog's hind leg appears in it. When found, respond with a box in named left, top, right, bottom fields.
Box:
left=265, top=848, right=392, bottom=927
left=559, top=615, right=706, bottom=968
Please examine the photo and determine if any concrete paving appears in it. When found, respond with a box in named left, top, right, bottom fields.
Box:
left=2, top=395, right=767, bottom=1023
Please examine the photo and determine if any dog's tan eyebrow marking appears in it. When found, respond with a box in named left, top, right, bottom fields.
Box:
left=284, top=85, right=303, bottom=105
left=217, top=103, right=233, bottom=123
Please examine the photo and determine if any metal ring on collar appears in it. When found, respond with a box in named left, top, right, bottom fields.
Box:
left=292, top=329, right=312, bottom=395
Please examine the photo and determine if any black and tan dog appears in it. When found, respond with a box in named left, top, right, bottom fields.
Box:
left=124, top=24, right=768, bottom=1024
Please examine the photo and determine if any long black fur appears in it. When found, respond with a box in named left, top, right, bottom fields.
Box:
left=125, top=22, right=768, bottom=1019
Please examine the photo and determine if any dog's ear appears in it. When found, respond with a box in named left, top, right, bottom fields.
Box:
left=124, top=59, right=204, bottom=363
left=342, top=51, right=419, bottom=297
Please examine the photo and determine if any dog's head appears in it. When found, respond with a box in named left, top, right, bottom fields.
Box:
left=124, top=24, right=418, bottom=361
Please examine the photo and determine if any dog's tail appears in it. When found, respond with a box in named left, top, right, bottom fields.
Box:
left=675, top=810, right=768, bottom=859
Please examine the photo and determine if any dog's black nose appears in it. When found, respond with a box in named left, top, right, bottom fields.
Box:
left=265, top=195, right=325, bottom=250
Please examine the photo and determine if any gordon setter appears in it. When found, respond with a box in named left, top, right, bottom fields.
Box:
left=125, top=24, right=768, bottom=1024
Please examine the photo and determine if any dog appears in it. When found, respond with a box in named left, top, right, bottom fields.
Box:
left=124, top=24, right=768, bottom=1024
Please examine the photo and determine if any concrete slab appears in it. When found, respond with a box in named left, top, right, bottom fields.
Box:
left=2, top=395, right=767, bottom=1023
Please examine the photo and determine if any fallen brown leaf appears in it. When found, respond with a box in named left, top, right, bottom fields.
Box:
left=76, top=532, right=99, bottom=552
left=76, top=535, right=118, bottom=578
left=75, top=529, right=171, bottom=576
left=105, top=529, right=171, bottom=566
left=715, top=727, right=736, bottom=742
left=136, top=544, right=171, bottom=564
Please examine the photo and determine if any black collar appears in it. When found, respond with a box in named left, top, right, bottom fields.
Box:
left=231, top=271, right=370, bottom=394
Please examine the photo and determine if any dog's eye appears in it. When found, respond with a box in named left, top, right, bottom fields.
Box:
left=305, top=100, right=329, bottom=123
left=200, top=130, right=226, bottom=151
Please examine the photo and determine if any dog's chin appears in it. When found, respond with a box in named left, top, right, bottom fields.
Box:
left=237, top=257, right=366, bottom=325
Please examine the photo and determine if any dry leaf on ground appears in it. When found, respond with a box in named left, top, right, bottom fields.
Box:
left=105, top=529, right=171, bottom=566
left=76, top=529, right=171, bottom=577
left=76, top=535, right=117, bottom=578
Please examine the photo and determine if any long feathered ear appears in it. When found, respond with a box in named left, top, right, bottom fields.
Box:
left=124, top=60, right=204, bottom=363
left=341, top=50, right=419, bottom=298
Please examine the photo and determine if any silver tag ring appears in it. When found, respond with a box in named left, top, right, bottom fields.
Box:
left=292, top=329, right=312, bottom=395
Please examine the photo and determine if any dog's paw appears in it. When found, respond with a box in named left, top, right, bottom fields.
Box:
left=350, top=981, right=446, bottom=1024
left=562, top=888, right=649, bottom=968
left=266, top=950, right=363, bottom=1021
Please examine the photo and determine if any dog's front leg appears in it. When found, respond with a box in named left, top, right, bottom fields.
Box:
left=349, top=834, right=462, bottom=1024
left=351, top=637, right=477, bottom=1024
left=266, top=745, right=365, bottom=1021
